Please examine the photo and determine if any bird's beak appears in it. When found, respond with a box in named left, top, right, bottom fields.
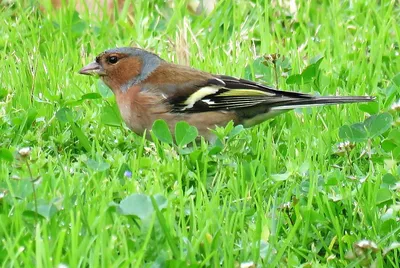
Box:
left=79, top=61, right=106, bottom=76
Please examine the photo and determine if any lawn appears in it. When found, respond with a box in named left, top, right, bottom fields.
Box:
left=0, top=0, right=400, bottom=267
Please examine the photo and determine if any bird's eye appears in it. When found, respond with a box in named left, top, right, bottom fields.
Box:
left=107, top=56, right=119, bottom=64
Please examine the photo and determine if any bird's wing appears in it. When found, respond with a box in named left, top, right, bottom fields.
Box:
left=165, top=75, right=305, bottom=113
left=157, top=74, right=374, bottom=113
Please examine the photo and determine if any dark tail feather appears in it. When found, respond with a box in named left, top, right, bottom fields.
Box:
left=270, top=96, right=375, bottom=111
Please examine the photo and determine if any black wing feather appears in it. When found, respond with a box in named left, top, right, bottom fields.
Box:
left=168, top=75, right=374, bottom=113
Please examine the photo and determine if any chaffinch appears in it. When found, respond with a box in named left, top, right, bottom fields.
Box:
left=79, top=47, right=374, bottom=140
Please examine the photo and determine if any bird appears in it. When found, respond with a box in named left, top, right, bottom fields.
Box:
left=79, top=47, right=375, bottom=141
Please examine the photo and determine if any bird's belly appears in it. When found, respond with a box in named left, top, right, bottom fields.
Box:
left=117, top=96, right=238, bottom=141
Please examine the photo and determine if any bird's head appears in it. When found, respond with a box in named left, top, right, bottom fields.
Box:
left=79, top=47, right=163, bottom=93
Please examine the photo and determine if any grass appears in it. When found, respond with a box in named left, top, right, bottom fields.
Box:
left=0, top=0, right=399, bottom=266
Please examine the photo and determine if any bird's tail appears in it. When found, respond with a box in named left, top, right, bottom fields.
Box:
left=269, top=96, right=375, bottom=111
